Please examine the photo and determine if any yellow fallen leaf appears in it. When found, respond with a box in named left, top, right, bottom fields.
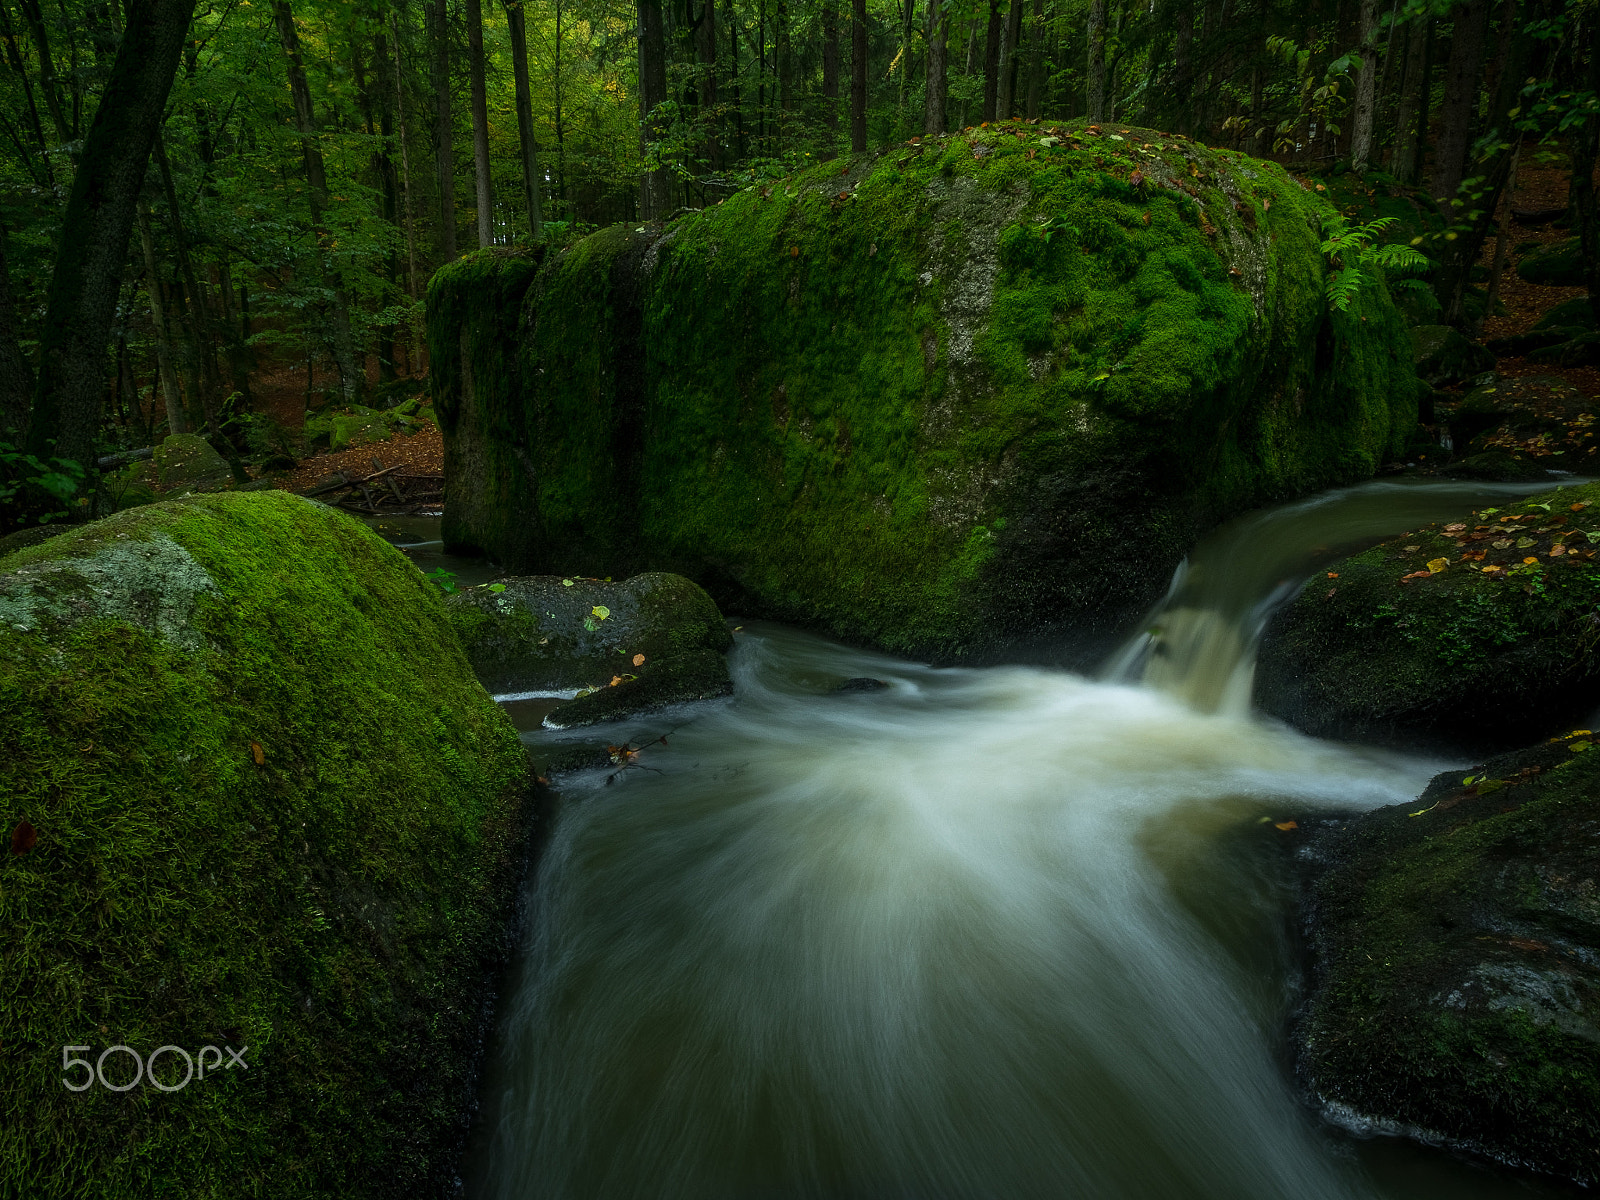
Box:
left=250, top=741, right=264, bottom=765
left=1274, top=820, right=1298, bottom=831
left=1426, top=558, right=1449, bottom=574
left=633, top=653, right=645, bottom=666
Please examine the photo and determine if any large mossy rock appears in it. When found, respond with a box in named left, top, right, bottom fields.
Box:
left=445, top=571, right=734, bottom=727
left=1255, top=480, right=1600, bottom=746
left=1517, top=237, right=1585, bottom=287
left=128, top=432, right=233, bottom=494
left=429, top=121, right=1417, bottom=662
left=0, top=492, right=531, bottom=1198
left=1298, top=735, right=1600, bottom=1186
left=1410, top=323, right=1495, bottom=386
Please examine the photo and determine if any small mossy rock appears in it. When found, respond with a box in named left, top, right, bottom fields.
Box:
left=138, top=432, right=231, bottom=493
left=445, top=571, right=734, bottom=725
left=1298, top=736, right=1600, bottom=1186
left=1527, top=330, right=1600, bottom=369
left=0, top=491, right=531, bottom=1199
left=1438, top=450, right=1557, bottom=483
left=0, top=522, right=72, bottom=559
left=1516, top=237, right=1585, bottom=287
left=1531, top=296, right=1597, bottom=333
left=1410, top=324, right=1496, bottom=387
left=1255, top=480, right=1600, bottom=747
left=430, top=126, right=1417, bottom=663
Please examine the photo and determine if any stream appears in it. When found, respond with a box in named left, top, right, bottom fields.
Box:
left=375, top=479, right=1580, bottom=1200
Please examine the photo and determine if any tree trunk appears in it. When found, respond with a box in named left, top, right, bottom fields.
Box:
left=1572, top=17, right=1600, bottom=330
left=1086, top=0, right=1106, bottom=122
left=504, top=0, right=543, bottom=242
left=464, top=0, right=494, bottom=245
left=25, top=0, right=199, bottom=466
left=17, top=0, right=70, bottom=144
left=272, top=0, right=364, bottom=407
left=1024, top=0, right=1044, bottom=120
left=1172, top=0, right=1193, bottom=133
left=153, top=133, right=224, bottom=433
left=899, top=0, right=915, bottom=130
left=639, top=0, right=671, bottom=219
left=851, top=0, right=866, bottom=150
left=982, top=0, right=1001, bottom=122
left=729, top=0, right=745, bottom=159
left=431, top=0, right=457, bottom=262
left=1432, top=0, right=1490, bottom=202
left=135, top=202, right=186, bottom=437
left=0, top=225, right=33, bottom=440
left=694, top=0, right=719, bottom=166
left=389, top=11, right=423, bottom=365
left=822, top=0, right=840, bottom=136
left=923, top=0, right=948, bottom=135
left=996, top=0, right=1023, bottom=118
left=1391, top=16, right=1429, bottom=183
left=1348, top=0, right=1379, bottom=173
left=776, top=0, right=792, bottom=138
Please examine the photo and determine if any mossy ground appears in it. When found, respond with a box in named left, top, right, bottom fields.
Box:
left=1300, top=736, right=1600, bottom=1185
left=1256, top=479, right=1600, bottom=746
left=430, top=120, right=1416, bottom=661
left=0, top=492, right=530, bottom=1199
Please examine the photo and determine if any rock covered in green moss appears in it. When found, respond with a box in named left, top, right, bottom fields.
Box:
left=1255, top=480, right=1600, bottom=746
left=1410, top=324, right=1495, bottom=386
left=1517, top=237, right=1584, bottom=287
left=430, top=121, right=1418, bottom=662
left=0, top=491, right=531, bottom=1198
left=445, top=571, right=733, bottom=727
left=130, top=432, right=233, bottom=493
left=1298, top=734, right=1600, bottom=1186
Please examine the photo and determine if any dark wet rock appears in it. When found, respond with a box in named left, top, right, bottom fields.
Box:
left=1297, top=736, right=1600, bottom=1187
left=1255, top=479, right=1600, bottom=748
left=1411, top=324, right=1496, bottom=387
left=1531, top=296, right=1596, bottom=333
left=1516, top=238, right=1585, bottom=288
left=1527, top=330, right=1600, bottom=369
left=1437, top=451, right=1558, bottom=482
left=445, top=571, right=734, bottom=727
left=835, top=676, right=891, bottom=692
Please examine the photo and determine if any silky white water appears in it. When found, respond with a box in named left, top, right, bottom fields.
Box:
left=464, top=479, right=1573, bottom=1200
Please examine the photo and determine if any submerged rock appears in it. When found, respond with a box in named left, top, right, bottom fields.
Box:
left=429, top=122, right=1417, bottom=663
left=0, top=491, right=531, bottom=1198
left=445, top=571, right=734, bottom=727
left=1255, top=480, right=1600, bottom=747
left=1298, top=736, right=1600, bottom=1187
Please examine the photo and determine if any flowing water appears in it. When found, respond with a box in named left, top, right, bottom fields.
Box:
left=457, top=479, right=1580, bottom=1200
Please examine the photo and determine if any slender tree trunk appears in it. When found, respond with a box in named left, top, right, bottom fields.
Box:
left=694, top=0, right=719, bottom=166
left=729, top=0, right=745, bottom=159
left=1086, top=0, right=1106, bottom=122
left=982, top=0, right=1002, bottom=121
left=851, top=0, right=866, bottom=150
left=923, top=0, right=948, bottom=135
left=776, top=0, right=792, bottom=140
left=389, top=11, right=422, bottom=366
left=1024, top=0, right=1044, bottom=120
left=1349, top=0, right=1379, bottom=173
left=464, top=0, right=494, bottom=245
left=1572, top=18, right=1600, bottom=330
left=1172, top=0, right=1193, bottom=133
left=899, top=0, right=914, bottom=130
left=271, top=0, right=363, bottom=406
left=430, top=0, right=457, bottom=262
left=26, top=0, right=200, bottom=466
left=0, top=226, right=33, bottom=440
left=1432, top=0, right=1490, bottom=202
left=996, top=0, right=1023, bottom=118
left=0, top=1, right=56, bottom=186
left=1391, top=16, right=1428, bottom=182
left=153, top=133, right=224, bottom=433
left=822, top=0, right=840, bottom=136
left=504, top=0, right=543, bottom=242
left=639, top=0, right=671, bottom=219
left=135, top=202, right=186, bottom=437
left=17, top=0, right=70, bottom=144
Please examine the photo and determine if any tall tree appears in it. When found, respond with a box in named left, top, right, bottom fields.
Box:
left=1391, top=16, right=1430, bottom=183
left=849, top=0, right=867, bottom=150
left=1024, top=0, right=1044, bottom=119
left=1087, top=0, right=1107, bottom=122
left=996, top=0, right=1023, bottom=118
left=1432, top=0, right=1490, bottom=201
left=923, top=0, right=948, bottom=134
left=1348, top=0, right=1379, bottom=174
left=822, top=0, right=840, bottom=136
left=982, top=0, right=1002, bottom=121
left=0, top=227, right=32, bottom=439
left=25, top=0, right=201, bottom=466
left=464, top=0, right=494, bottom=245
left=504, top=0, right=543, bottom=242
left=430, top=0, right=457, bottom=262
left=639, top=0, right=671, bottom=218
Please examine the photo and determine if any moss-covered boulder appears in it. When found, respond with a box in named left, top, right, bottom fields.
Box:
left=0, top=491, right=531, bottom=1198
left=1517, top=237, right=1585, bottom=287
left=429, top=121, right=1417, bottom=662
left=1298, top=734, right=1600, bottom=1186
left=445, top=571, right=733, bottom=727
left=130, top=432, right=233, bottom=494
left=1255, top=480, right=1600, bottom=747
left=1410, top=324, right=1495, bottom=387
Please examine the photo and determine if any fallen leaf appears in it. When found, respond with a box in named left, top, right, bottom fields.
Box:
left=1274, top=821, right=1298, bottom=831
left=1327, top=572, right=1339, bottom=578
left=790, top=246, right=799, bottom=257
left=1550, top=544, right=1567, bottom=556
left=1399, top=571, right=1431, bottom=582
left=1524, top=556, right=1539, bottom=564
left=1517, top=537, right=1536, bottom=548
left=562, top=578, right=574, bottom=586
left=1570, top=740, right=1592, bottom=753
left=1492, top=538, right=1513, bottom=549
left=610, top=676, right=622, bottom=687
left=632, top=653, right=645, bottom=666
left=1444, top=523, right=1467, bottom=533
left=10, top=820, right=36, bottom=855
left=592, top=605, right=611, bottom=621
left=250, top=741, right=264, bottom=766
left=1426, top=558, right=1449, bottom=573
left=1404, top=544, right=1420, bottom=552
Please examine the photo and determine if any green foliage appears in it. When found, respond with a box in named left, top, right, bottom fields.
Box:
left=1319, top=214, right=1431, bottom=312
left=0, top=439, right=87, bottom=529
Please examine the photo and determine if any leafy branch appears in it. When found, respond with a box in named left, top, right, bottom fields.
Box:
left=1319, top=214, right=1431, bottom=311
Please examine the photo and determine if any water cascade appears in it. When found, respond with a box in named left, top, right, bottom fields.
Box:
left=464, top=479, right=1569, bottom=1200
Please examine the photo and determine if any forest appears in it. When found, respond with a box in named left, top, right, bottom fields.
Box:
left=0, top=0, right=1595, bottom=531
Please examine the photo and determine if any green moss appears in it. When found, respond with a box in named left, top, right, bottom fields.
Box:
left=0, top=492, right=530, bottom=1198
left=1257, top=479, right=1600, bottom=745
left=432, top=121, right=1418, bottom=660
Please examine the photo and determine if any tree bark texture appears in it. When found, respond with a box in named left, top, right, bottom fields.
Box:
left=822, top=0, right=839, bottom=134
left=851, top=0, right=867, bottom=150
left=1348, top=0, right=1379, bottom=173
left=1432, top=0, right=1489, bottom=201
left=464, top=0, right=494, bottom=246
left=996, top=0, right=1023, bottom=118
left=26, top=0, right=200, bottom=465
left=639, top=0, right=671, bottom=219
left=504, top=0, right=543, bottom=241
left=923, top=0, right=948, bottom=135
left=982, top=0, right=1001, bottom=122
left=1087, top=0, right=1107, bottom=122
left=430, top=0, right=457, bottom=262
